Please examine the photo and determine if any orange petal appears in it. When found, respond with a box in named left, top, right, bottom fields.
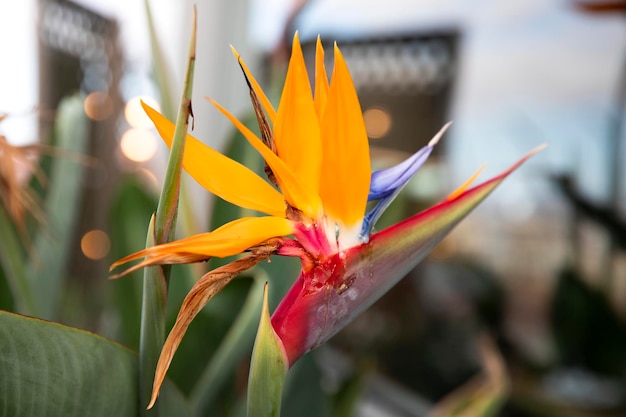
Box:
left=230, top=46, right=277, bottom=124
left=314, top=36, right=329, bottom=120
left=319, top=44, right=371, bottom=227
left=274, top=33, right=322, bottom=199
left=155, top=216, right=294, bottom=256
left=110, top=216, right=294, bottom=274
left=446, top=165, right=486, bottom=201
left=209, top=98, right=323, bottom=219
left=141, top=102, right=286, bottom=217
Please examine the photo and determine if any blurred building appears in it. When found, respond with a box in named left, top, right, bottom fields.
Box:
left=301, top=31, right=459, bottom=157
left=38, top=0, right=123, bottom=289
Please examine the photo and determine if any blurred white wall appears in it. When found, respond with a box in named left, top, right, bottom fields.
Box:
left=0, top=0, right=38, bottom=145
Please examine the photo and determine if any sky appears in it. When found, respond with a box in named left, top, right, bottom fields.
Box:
left=1, top=0, right=625, bottom=209
left=288, top=0, right=626, bottom=208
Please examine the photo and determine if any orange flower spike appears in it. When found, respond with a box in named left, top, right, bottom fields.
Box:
left=273, top=33, right=322, bottom=198
left=208, top=98, right=323, bottom=219
left=230, top=46, right=277, bottom=123
left=110, top=216, right=295, bottom=275
left=446, top=165, right=486, bottom=201
left=319, top=43, right=371, bottom=238
left=314, top=36, right=329, bottom=120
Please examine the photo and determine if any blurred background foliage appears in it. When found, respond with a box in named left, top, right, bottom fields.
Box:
left=1, top=0, right=626, bottom=416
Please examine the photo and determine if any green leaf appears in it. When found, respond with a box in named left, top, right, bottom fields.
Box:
left=0, top=310, right=192, bottom=417
left=108, top=177, right=158, bottom=350
left=144, top=0, right=176, bottom=120
left=247, top=283, right=288, bottom=417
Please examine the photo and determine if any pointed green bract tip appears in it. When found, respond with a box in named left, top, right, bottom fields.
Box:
left=247, top=283, right=288, bottom=417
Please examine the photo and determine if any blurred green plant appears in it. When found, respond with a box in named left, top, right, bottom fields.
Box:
left=0, top=96, right=87, bottom=318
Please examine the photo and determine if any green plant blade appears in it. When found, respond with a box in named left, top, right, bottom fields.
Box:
left=108, top=177, right=158, bottom=350
left=25, top=94, right=88, bottom=320
left=144, top=0, right=175, bottom=120
left=138, top=10, right=197, bottom=415
left=139, top=215, right=168, bottom=415
left=0, top=310, right=192, bottom=417
left=247, top=283, right=288, bottom=417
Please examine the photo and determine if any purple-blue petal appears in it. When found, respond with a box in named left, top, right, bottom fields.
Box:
left=361, top=145, right=433, bottom=240
left=361, top=122, right=451, bottom=240
left=360, top=193, right=396, bottom=240
left=368, top=145, right=433, bottom=201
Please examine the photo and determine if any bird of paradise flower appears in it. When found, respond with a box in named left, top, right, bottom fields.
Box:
left=111, top=34, right=544, bottom=408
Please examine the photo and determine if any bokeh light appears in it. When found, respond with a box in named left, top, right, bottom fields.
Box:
left=83, top=91, right=113, bottom=121
left=363, top=106, right=392, bottom=139
left=80, top=229, right=110, bottom=260
left=137, top=168, right=159, bottom=189
left=120, top=128, right=158, bottom=162
left=124, top=96, right=160, bottom=129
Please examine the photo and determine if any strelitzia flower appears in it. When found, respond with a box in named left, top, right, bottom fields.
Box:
left=111, top=34, right=543, bottom=407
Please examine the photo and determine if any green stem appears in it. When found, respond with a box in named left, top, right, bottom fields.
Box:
left=138, top=8, right=197, bottom=415
left=153, top=9, right=197, bottom=247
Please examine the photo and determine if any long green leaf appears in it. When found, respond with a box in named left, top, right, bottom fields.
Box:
left=108, top=177, right=157, bottom=350
left=144, top=0, right=175, bottom=120
left=138, top=9, right=197, bottom=415
left=0, top=311, right=192, bottom=417
left=139, top=215, right=168, bottom=416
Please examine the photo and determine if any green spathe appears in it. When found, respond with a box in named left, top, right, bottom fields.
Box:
left=247, top=284, right=289, bottom=417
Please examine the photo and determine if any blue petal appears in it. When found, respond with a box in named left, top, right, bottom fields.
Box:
left=360, top=122, right=451, bottom=241
left=368, top=145, right=434, bottom=201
